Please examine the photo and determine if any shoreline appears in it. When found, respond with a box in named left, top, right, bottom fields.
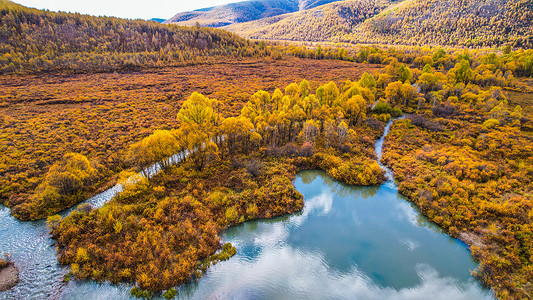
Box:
left=0, top=263, right=19, bottom=292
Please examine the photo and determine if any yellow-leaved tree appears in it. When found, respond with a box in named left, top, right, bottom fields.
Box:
left=175, top=92, right=222, bottom=170
left=28, top=153, right=99, bottom=219
left=127, top=130, right=179, bottom=175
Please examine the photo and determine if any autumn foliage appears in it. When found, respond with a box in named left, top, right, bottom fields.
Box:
left=0, top=5, right=531, bottom=295
left=13, top=153, right=101, bottom=220
left=227, top=0, right=533, bottom=48
left=50, top=78, right=392, bottom=294
left=50, top=158, right=304, bottom=293
left=379, top=67, right=532, bottom=298
left=0, top=0, right=262, bottom=74
left=0, top=57, right=379, bottom=221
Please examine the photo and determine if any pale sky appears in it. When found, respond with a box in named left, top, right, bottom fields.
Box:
left=12, top=0, right=240, bottom=20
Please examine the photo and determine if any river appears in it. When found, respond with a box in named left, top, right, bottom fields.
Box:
left=0, top=120, right=494, bottom=299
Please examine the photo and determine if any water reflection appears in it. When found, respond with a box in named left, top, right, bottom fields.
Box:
left=1, top=150, right=192, bottom=300
left=177, top=170, right=493, bottom=300
left=1, top=170, right=493, bottom=300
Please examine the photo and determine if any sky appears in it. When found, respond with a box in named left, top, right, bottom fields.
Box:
left=12, top=0, right=240, bottom=20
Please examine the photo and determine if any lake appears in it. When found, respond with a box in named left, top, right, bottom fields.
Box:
left=174, top=170, right=493, bottom=300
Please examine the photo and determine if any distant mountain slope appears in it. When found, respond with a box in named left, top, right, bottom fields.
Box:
left=164, top=0, right=343, bottom=27
left=357, top=0, right=533, bottom=47
left=225, top=0, right=533, bottom=48
left=149, top=18, right=166, bottom=23
left=224, top=0, right=396, bottom=41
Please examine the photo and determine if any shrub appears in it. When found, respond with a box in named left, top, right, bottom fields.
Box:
left=245, top=159, right=263, bottom=177
left=410, top=115, right=444, bottom=132
left=283, top=143, right=299, bottom=157
left=163, top=288, right=178, bottom=300
left=230, top=157, right=243, bottom=169
left=483, top=118, right=500, bottom=129
left=433, top=105, right=456, bottom=117
left=365, top=117, right=385, bottom=131
left=299, top=142, right=315, bottom=157
left=372, top=101, right=393, bottom=115
left=0, top=254, right=10, bottom=268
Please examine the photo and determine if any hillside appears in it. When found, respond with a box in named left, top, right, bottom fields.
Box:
left=164, top=0, right=343, bottom=27
left=225, top=0, right=533, bottom=48
left=0, top=0, right=248, bottom=74
left=352, top=0, right=533, bottom=48
left=225, top=0, right=397, bottom=41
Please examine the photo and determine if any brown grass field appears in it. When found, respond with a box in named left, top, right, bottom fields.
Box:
left=0, top=57, right=381, bottom=210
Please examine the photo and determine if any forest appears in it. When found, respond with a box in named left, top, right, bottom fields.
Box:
left=352, top=0, right=533, bottom=48
left=0, top=0, right=377, bottom=75
left=0, top=0, right=251, bottom=74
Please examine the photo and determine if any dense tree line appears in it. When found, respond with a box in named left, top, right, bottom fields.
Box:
left=127, top=78, right=385, bottom=183
left=284, top=43, right=533, bottom=80
left=0, top=0, right=252, bottom=74
left=0, top=0, right=390, bottom=75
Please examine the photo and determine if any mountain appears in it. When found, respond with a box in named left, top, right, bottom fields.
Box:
left=149, top=18, right=166, bottom=23
left=164, top=0, right=343, bottom=27
left=224, top=0, right=533, bottom=48
left=224, top=0, right=397, bottom=42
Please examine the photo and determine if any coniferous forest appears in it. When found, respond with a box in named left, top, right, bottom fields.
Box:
left=1, top=0, right=533, bottom=299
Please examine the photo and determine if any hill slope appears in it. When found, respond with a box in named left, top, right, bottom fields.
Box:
left=225, top=0, right=533, bottom=48
left=225, top=0, right=396, bottom=41
left=353, top=0, right=533, bottom=48
left=164, top=0, right=343, bottom=27
left=0, top=0, right=247, bottom=74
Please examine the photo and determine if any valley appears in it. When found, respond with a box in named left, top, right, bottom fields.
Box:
left=1, top=0, right=533, bottom=299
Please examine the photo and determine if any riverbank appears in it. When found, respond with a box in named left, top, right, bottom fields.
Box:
left=0, top=263, right=19, bottom=292
left=382, top=115, right=533, bottom=298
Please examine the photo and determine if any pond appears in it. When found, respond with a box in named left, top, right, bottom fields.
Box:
left=174, top=170, right=493, bottom=300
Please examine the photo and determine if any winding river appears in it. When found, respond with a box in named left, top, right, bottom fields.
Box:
left=0, top=120, right=494, bottom=299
